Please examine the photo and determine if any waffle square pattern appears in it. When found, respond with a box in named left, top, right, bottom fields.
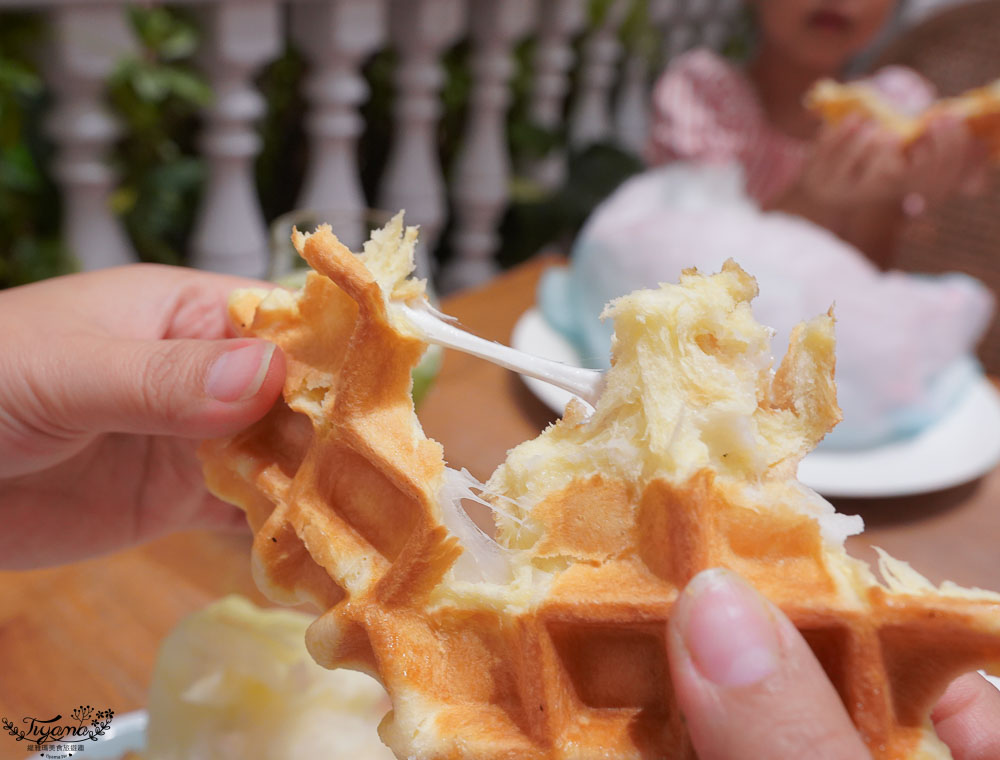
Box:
left=200, top=214, right=1000, bottom=760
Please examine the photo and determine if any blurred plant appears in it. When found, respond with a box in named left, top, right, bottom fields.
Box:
left=621, top=0, right=665, bottom=70
left=722, top=5, right=755, bottom=62
left=493, top=0, right=649, bottom=270
left=497, top=144, right=643, bottom=269
left=357, top=47, right=393, bottom=206
left=0, top=12, right=71, bottom=288
left=255, top=32, right=307, bottom=223
left=108, top=5, right=211, bottom=266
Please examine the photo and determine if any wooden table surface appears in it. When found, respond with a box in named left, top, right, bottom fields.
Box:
left=1, top=254, right=999, bottom=731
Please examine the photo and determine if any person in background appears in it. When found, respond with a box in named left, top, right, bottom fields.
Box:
left=646, top=0, right=989, bottom=269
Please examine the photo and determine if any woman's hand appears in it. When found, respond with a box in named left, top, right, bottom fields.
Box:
left=0, top=264, right=285, bottom=569
left=668, top=568, right=1000, bottom=759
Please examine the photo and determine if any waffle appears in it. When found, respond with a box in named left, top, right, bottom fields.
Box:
left=200, top=214, right=1000, bottom=760
left=807, top=78, right=1000, bottom=160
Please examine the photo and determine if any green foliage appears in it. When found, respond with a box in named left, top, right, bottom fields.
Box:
left=506, top=38, right=565, bottom=163
left=589, top=0, right=619, bottom=26
left=255, top=38, right=307, bottom=223
left=108, top=5, right=210, bottom=266
left=358, top=47, right=395, bottom=205
left=494, top=7, right=646, bottom=271
left=0, top=6, right=212, bottom=284
left=722, top=6, right=756, bottom=63
left=621, top=0, right=661, bottom=64
left=0, top=13, right=72, bottom=287
left=497, top=144, right=643, bottom=270
left=1, top=2, right=751, bottom=289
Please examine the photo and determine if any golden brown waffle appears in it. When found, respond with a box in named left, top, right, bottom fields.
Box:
left=200, top=215, right=1000, bottom=760
left=807, top=78, right=1000, bottom=160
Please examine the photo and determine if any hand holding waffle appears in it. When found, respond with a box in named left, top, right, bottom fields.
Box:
left=808, top=78, right=1000, bottom=160
left=0, top=265, right=285, bottom=569
left=792, top=113, right=982, bottom=212
left=201, top=214, right=1000, bottom=759
left=795, top=114, right=909, bottom=208
left=807, top=77, right=1000, bottom=201
left=671, top=569, right=1000, bottom=759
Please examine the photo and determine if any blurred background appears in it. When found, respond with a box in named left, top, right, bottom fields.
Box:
left=2, top=4, right=1000, bottom=745
left=0, top=0, right=996, bottom=371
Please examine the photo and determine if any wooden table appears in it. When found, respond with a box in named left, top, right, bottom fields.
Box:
left=1, top=255, right=998, bottom=729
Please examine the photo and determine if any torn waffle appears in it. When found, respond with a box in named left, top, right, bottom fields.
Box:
left=807, top=77, right=1000, bottom=160
left=200, top=214, right=1000, bottom=760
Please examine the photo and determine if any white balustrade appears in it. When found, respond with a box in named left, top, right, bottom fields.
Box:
left=45, top=3, right=136, bottom=271
left=568, top=0, right=629, bottom=148
left=446, top=0, right=535, bottom=291
left=292, top=0, right=385, bottom=252
left=526, top=0, right=586, bottom=189
left=377, top=0, right=465, bottom=280
left=2, top=0, right=745, bottom=289
left=189, top=1, right=280, bottom=278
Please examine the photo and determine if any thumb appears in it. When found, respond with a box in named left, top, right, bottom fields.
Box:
left=932, top=672, right=1000, bottom=760
left=43, top=336, right=285, bottom=439
left=667, top=568, right=870, bottom=760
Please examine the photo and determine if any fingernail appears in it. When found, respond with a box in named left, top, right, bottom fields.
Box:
left=206, top=342, right=276, bottom=402
left=676, top=569, right=780, bottom=687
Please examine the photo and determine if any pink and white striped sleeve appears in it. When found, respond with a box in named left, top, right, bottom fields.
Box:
left=645, top=49, right=755, bottom=167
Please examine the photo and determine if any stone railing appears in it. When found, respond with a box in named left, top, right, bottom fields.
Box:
left=2, top=0, right=748, bottom=290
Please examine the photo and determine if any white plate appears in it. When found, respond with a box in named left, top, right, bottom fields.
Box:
left=512, top=307, right=1000, bottom=499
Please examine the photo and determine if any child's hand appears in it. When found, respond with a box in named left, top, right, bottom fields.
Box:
left=797, top=115, right=908, bottom=208
left=904, top=114, right=989, bottom=205
left=0, top=265, right=286, bottom=569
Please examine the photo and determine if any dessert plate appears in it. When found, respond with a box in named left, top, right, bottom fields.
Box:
left=512, top=307, right=1000, bottom=498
